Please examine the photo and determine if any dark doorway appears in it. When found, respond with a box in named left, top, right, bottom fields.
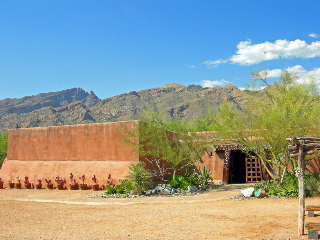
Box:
left=228, top=150, right=247, bottom=183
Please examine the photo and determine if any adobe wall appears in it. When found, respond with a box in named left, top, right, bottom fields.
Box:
left=198, top=150, right=225, bottom=184
left=0, top=121, right=139, bottom=187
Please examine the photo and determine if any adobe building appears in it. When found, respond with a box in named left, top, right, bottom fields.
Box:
left=0, top=121, right=140, bottom=187
left=1, top=121, right=319, bottom=188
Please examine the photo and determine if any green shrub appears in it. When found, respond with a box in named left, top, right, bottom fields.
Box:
left=120, top=179, right=134, bottom=194
left=126, top=162, right=152, bottom=194
left=305, top=173, right=320, bottom=197
left=167, top=173, right=200, bottom=190
left=254, top=173, right=320, bottom=198
left=105, top=185, right=116, bottom=195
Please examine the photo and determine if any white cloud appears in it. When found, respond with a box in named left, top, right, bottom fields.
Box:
left=229, top=39, right=320, bottom=65
left=200, top=79, right=231, bottom=88
left=203, top=59, right=228, bottom=68
left=190, top=65, right=196, bottom=68
left=262, top=66, right=320, bottom=87
left=309, top=33, right=319, bottom=38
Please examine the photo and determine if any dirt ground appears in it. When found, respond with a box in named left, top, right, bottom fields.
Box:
left=0, top=184, right=319, bottom=240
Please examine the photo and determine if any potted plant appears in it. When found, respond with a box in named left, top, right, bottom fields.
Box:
left=8, top=180, right=15, bottom=189
left=69, top=173, right=77, bottom=190
left=55, top=176, right=66, bottom=190
left=45, top=179, right=54, bottom=189
left=79, top=175, right=87, bottom=190
left=0, top=178, right=3, bottom=189
left=92, top=175, right=99, bottom=191
left=15, top=176, right=22, bottom=189
left=35, top=179, right=42, bottom=189
left=24, top=177, right=31, bottom=189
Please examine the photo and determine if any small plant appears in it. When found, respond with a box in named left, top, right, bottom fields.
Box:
left=92, top=175, right=98, bottom=184
left=16, top=176, right=20, bottom=184
left=126, top=162, right=152, bottom=194
left=120, top=179, right=134, bottom=194
left=0, top=178, right=3, bottom=184
left=55, top=175, right=66, bottom=185
left=69, top=173, right=77, bottom=185
left=107, top=174, right=113, bottom=186
left=105, top=185, right=117, bottom=195
left=24, top=177, right=30, bottom=184
left=36, top=179, right=42, bottom=185
left=79, top=175, right=85, bottom=185
left=195, top=166, right=213, bottom=185
left=45, top=179, right=51, bottom=184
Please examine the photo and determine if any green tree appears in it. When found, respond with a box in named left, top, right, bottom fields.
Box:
left=0, top=131, right=8, bottom=168
left=126, top=162, right=152, bottom=194
left=214, top=68, right=320, bottom=183
left=122, top=110, right=211, bottom=180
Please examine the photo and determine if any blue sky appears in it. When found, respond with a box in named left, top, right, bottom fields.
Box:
left=1, top=1, right=320, bottom=100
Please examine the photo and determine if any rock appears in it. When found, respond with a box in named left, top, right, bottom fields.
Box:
left=187, top=186, right=197, bottom=193
left=241, top=187, right=255, bottom=197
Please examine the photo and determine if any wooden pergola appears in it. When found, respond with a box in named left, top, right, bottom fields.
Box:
left=287, top=137, right=320, bottom=237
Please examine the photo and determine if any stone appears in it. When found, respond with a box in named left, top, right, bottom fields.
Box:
left=241, top=187, right=255, bottom=197
left=187, top=186, right=197, bottom=193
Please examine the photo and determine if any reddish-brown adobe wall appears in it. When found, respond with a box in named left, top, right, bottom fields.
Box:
left=0, top=121, right=139, bottom=187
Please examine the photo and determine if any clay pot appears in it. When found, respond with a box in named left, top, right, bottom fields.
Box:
left=57, top=184, right=64, bottom=190
left=46, top=183, right=54, bottom=189
left=35, top=183, right=42, bottom=189
left=80, top=184, right=87, bottom=190
left=69, top=184, right=77, bottom=190
left=0, top=183, right=3, bottom=189
left=9, top=183, right=15, bottom=189
left=92, top=184, right=99, bottom=191
left=24, top=183, right=32, bottom=189
left=15, top=183, right=22, bottom=189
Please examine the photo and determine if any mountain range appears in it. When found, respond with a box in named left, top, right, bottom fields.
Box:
left=0, top=84, right=250, bottom=130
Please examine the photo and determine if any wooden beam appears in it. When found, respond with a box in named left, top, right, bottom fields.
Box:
left=306, top=205, right=320, bottom=211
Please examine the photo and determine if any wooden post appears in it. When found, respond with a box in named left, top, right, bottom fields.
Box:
left=298, top=140, right=305, bottom=236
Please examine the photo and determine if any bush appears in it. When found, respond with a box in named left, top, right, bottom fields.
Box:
left=167, top=173, right=200, bottom=190
left=126, top=162, right=152, bottom=194
left=254, top=173, right=320, bottom=198
left=120, top=179, right=134, bottom=194
left=105, top=185, right=116, bottom=195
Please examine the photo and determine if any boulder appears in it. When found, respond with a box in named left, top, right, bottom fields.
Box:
left=240, top=187, right=255, bottom=197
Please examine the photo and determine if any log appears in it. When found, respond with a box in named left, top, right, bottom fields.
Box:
left=305, top=222, right=320, bottom=231
left=289, top=149, right=316, bottom=158
left=306, top=205, right=320, bottom=211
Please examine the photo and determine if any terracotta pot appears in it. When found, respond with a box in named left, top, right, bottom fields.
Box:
left=80, top=184, right=87, bottom=190
left=0, top=183, right=3, bottom=189
left=24, top=183, right=32, bottom=189
left=57, top=184, right=64, bottom=190
left=92, top=184, right=99, bottom=191
left=46, top=183, right=54, bottom=189
left=9, top=183, right=15, bottom=189
left=35, top=183, right=42, bottom=189
left=15, top=183, right=22, bottom=189
left=69, top=184, right=77, bottom=190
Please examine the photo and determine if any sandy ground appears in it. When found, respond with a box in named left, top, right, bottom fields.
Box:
left=0, top=184, right=319, bottom=240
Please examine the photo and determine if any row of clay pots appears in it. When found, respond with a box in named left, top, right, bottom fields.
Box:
left=0, top=183, right=100, bottom=190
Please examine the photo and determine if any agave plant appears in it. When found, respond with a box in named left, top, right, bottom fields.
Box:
left=196, top=166, right=213, bottom=185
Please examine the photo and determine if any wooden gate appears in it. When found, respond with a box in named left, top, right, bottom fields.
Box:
left=245, top=158, right=262, bottom=183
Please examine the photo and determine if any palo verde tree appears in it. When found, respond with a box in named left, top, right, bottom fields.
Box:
left=122, top=110, right=211, bottom=180
left=0, top=131, right=8, bottom=168
left=214, top=68, right=320, bottom=183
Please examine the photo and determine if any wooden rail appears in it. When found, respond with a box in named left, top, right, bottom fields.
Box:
left=306, top=205, right=320, bottom=239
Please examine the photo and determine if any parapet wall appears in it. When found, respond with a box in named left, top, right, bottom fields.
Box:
left=8, top=121, right=138, bottom=162
left=1, top=121, right=139, bottom=187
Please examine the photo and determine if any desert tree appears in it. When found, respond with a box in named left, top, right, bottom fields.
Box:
left=0, top=131, right=7, bottom=168
left=214, top=67, right=320, bottom=183
left=121, top=110, right=212, bottom=180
